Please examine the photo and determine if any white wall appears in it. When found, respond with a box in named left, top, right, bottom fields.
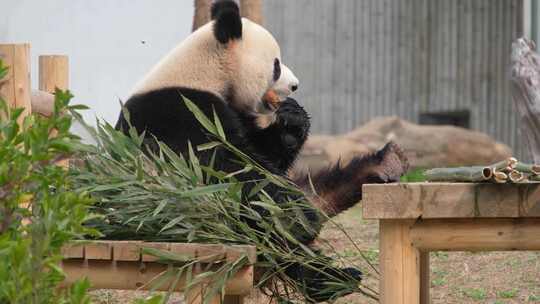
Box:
left=2, top=0, right=193, bottom=128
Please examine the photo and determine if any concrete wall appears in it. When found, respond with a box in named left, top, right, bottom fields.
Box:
left=2, top=0, right=193, bottom=126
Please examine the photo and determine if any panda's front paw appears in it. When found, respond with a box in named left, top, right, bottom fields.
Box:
left=275, top=98, right=310, bottom=141
left=372, top=141, right=410, bottom=182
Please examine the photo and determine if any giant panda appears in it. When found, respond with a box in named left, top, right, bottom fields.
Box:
left=116, top=0, right=408, bottom=302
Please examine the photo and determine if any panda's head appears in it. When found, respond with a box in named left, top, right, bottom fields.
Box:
left=132, top=0, right=299, bottom=116
left=210, top=0, right=300, bottom=114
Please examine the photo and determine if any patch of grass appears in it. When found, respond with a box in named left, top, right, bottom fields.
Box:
left=431, top=277, right=447, bottom=287
left=400, top=168, right=426, bottom=182
left=498, top=289, right=519, bottom=299
left=529, top=294, right=540, bottom=302
left=462, top=288, right=487, bottom=301
left=432, top=251, right=450, bottom=261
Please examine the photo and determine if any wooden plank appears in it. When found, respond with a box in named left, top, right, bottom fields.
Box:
left=112, top=241, right=141, bottom=261
left=61, top=242, right=85, bottom=259
left=363, top=183, right=540, bottom=219
left=521, top=184, right=540, bottom=216
left=420, top=184, right=476, bottom=218
left=379, top=220, right=421, bottom=304
left=410, top=218, right=540, bottom=251
left=60, top=260, right=253, bottom=295
left=85, top=241, right=113, bottom=260
left=362, top=184, right=423, bottom=219
left=476, top=183, right=520, bottom=217
left=141, top=242, right=171, bottom=262
left=0, top=44, right=31, bottom=124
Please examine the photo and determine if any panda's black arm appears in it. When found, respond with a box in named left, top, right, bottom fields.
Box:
left=240, top=98, right=310, bottom=173
left=293, top=142, right=409, bottom=218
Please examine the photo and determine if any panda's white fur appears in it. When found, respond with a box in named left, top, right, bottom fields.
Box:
left=132, top=18, right=298, bottom=117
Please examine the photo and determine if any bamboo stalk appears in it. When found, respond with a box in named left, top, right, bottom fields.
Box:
left=424, top=166, right=493, bottom=182
left=528, top=174, right=540, bottom=182
left=514, top=162, right=540, bottom=175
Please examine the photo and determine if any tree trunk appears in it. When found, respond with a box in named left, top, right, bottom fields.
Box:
left=240, top=0, right=263, bottom=25
left=192, top=0, right=212, bottom=32
left=510, top=38, right=540, bottom=163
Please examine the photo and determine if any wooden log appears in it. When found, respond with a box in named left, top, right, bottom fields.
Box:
left=0, top=44, right=31, bottom=124
left=410, top=218, right=540, bottom=251
left=510, top=38, right=540, bottom=163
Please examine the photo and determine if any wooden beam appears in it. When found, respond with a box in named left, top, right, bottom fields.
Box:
left=410, top=218, right=540, bottom=251
left=0, top=44, right=31, bottom=124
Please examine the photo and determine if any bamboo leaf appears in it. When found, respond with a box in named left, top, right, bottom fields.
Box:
left=159, top=215, right=186, bottom=233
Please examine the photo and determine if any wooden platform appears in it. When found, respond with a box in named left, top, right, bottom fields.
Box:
left=61, top=241, right=257, bottom=304
left=362, top=182, right=540, bottom=304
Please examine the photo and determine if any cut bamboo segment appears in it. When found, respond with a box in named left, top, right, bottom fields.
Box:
left=508, top=170, right=525, bottom=183
left=491, top=157, right=518, bottom=172
left=493, top=171, right=508, bottom=183
left=424, top=166, right=492, bottom=182
left=515, top=162, right=540, bottom=175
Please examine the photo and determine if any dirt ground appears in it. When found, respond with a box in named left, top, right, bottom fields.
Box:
left=91, top=205, right=540, bottom=303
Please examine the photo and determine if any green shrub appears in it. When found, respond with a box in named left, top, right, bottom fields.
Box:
left=0, top=59, right=96, bottom=304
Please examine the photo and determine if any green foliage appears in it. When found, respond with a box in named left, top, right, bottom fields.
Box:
left=498, top=288, right=518, bottom=299
left=462, top=288, right=487, bottom=301
left=0, top=59, right=96, bottom=304
left=400, top=168, right=426, bottom=182
left=70, top=97, right=378, bottom=303
left=529, top=294, right=540, bottom=302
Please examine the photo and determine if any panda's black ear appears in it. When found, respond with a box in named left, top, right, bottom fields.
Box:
left=211, top=0, right=242, bottom=44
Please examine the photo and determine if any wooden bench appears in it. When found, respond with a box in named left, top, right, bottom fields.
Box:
left=61, top=241, right=256, bottom=304
left=362, top=182, right=540, bottom=304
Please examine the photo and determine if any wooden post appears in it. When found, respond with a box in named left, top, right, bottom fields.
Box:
left=240, top=0, right=263, bottom=25
left=39, top=55, right=69, bottom=92
left=38, top=55, right=70, bottom=167
left=192, top=0, right=212, bottom=32
left=379, top=220, right=421, bottom=304
left=0, top=44, right=31, bottom=123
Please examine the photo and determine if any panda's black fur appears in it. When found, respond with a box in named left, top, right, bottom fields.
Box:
left=116, top=1, right=408, bottom=302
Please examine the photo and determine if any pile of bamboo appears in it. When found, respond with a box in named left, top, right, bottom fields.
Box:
left=425, top=157, right=540, bottom=183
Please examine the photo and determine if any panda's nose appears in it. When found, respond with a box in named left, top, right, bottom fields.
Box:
left=291, top=84, right=298, bottom=92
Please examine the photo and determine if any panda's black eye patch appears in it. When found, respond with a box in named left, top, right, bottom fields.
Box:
left=273, top=58, right=281, bottom=81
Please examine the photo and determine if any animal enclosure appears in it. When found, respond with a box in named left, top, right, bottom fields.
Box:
left=265, top=0, right=526, bottom=158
